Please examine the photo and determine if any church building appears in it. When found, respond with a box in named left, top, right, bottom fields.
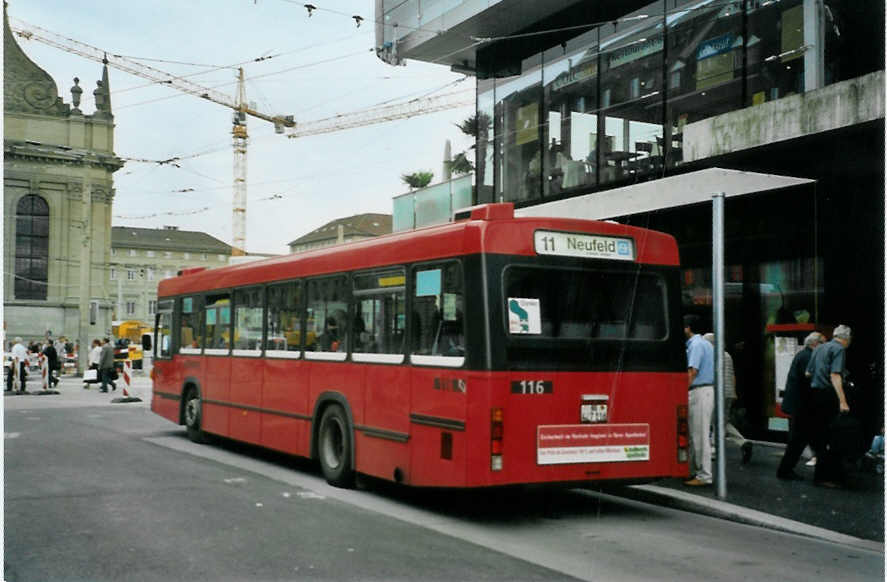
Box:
left=3, top=3, right=124, bottom=359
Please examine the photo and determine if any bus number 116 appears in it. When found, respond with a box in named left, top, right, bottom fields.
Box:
left=511, top=380, right=553, bottom=394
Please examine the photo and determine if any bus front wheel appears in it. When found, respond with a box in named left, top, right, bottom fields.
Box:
left=184, top=388, right=208, bottom=444
left=317, top=404, right=355, bottom=488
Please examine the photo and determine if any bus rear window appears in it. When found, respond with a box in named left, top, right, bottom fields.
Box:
left=504, top=266, right=668, bottom=341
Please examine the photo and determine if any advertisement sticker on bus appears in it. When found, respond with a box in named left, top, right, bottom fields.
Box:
left=508, top=298, right=541, bottom=334
left=537, top=424, right=650, bottom=465
left=534, top=230, right=635, bottom=261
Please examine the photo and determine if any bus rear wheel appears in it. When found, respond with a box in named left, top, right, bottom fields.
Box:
left=184, top=388, right=208, bottom=444
left=318, top=404, right=355, bottom=488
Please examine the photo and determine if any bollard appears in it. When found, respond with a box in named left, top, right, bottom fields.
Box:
left=13, top=356, right=22, bottom=393
left=41, top=354, right=48, bottom=391
left=111, top=359, right=141, bottom=404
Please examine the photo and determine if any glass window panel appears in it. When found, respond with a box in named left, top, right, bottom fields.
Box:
left=495, top=53, right=543, bottom=203
left=505, top=266, right=668, bottom=340
left=598, top=14, right=664, bottom=183
left=543, top=29, right=600, bottom=195
left=179, top=295, right=205, bottom=351
left=234, top=287, right=264, bottom=350
left=411, top=262, right=464, bottom=356
left=477, top=78, right=495, bottom=204
left=353, top=269, right=406, bottom=355
left=205, top=294, right=231, bottom=350
left=667, top=0, right=746, bottom=165
left=306, top=276, right=350, bottom=353
left=14, top=195, right=49, bottom=300
left=156, top=310, right=172, bottom=358
left=266, top=282, right=302, bottom=351
left=745, top=0, right=805, bottom=107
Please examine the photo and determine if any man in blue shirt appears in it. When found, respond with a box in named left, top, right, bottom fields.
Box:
left=684, top=314, right=714, bottom=486
left=805, top=324, right=852, bottom=487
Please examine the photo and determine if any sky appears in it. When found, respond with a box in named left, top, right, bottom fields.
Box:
left=8, top=0, right=476, bottom=255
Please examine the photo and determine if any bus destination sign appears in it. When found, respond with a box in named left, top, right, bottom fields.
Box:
left=534, top=230, right=634, bottom=261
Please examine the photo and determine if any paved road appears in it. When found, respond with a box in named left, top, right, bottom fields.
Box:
left=4, top=378, right=884, bottom=581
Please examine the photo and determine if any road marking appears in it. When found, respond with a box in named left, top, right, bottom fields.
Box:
left=223, top=477, right=247, bottom=484
left=297, top=491, right=325, bottom=500
left=5, top=433, right=21, bottom=439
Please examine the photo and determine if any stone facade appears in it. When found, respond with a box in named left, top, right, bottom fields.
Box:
left=109, top=226, right=233, bottom=328
left=3, top=4, right=123, bottom=348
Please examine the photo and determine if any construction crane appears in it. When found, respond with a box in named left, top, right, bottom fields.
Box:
left=10, top=17, right=473, bottom=251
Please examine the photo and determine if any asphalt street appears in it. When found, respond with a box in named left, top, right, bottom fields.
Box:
left=4, top=375, right=884, bottom=581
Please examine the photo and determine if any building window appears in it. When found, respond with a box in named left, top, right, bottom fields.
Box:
left=164, top=270, right=173, bottom=279
left=14, top=195, right=49, bottom=300
left=201, top=253, right=208, bottom=260
left=127, top=270, right=135, bottom=280
left=126, top=301, right=136, bottom=315
left=110, top=268, right=117, bottom=281
left=129, top=249, right=137, bottom=257
left=148, top=300, right=157, bottom=315
left=111, top=248, right=117, bottom=256
left=146, top=268, right=154, bottom=280
left=147, top=250, right=156, bottom=258
left=183, top=252, right=191, bottom=260
left=218, top=254, right=226, bottom=262
left=164, top=251, right=173, bottom=258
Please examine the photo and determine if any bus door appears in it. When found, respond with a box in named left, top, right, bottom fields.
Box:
left=353, top=269, right=411, bottom=480
left=408, top=262, right=468, bottom=487
left=229, top=287, right=264, bottom=445
left=202, top=293, right=232, bottom=436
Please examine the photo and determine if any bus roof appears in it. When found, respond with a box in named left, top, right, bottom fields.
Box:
left=158, top=204, right=679, bottom=297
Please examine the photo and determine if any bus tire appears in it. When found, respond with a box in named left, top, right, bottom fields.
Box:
left=183, top=387, right=208, bottom=444
left=317, top=404, right=355, bottom=488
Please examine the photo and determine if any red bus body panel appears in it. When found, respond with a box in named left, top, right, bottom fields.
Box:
left=151, top=208, right=686, bottom=488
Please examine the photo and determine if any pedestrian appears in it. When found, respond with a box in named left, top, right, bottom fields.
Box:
left=805, top=324, right=853, bottom=488
left=683, top=315, right=714, bottom=487
left=42, top=340, right=60, bottom=388
left=703, top=333, right=753, bottom=464
left=776, top=331, right=825, bottom=480
left=7, top=337, right=29, bottom=392
left=99, top=337, right=116, bottom=393
left=84, top=339, right=102, bottom=388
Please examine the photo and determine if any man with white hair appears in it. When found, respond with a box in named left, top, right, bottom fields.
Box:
left=777, top=331, right=825, bottom=480
left=6, top=337, right=29, bottom=392
left=805, top=324, right=853, bottom=487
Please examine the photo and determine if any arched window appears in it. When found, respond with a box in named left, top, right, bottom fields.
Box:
left=15, top=195, right=49, bottom=300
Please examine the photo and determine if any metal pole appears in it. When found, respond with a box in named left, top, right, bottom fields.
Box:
left=713, top=193, right=727, bottom=499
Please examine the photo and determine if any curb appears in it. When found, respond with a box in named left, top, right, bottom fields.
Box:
left=610, top=484, right=884, bottom=553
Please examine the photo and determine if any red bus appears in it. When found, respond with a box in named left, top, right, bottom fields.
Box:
left=151, top=203, right=688, bottom=488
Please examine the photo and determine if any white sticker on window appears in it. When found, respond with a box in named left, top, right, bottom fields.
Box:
left=508, top=298, right=541, bottom=334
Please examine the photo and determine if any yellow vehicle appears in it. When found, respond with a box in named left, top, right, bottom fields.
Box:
left=112, top=320, right=153, bottom=369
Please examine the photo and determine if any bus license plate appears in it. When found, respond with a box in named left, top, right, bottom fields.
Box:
left=581, top=403, right=607, bottom=423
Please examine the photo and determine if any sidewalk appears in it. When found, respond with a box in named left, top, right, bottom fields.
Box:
left=613, top=439, right=885, bottom=550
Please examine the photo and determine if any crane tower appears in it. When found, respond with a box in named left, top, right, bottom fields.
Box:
left=232, top=68, right=248, bottom=256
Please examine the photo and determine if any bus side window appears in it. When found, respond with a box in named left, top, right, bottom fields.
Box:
left=353, top=268, right=406, bottom=356
left=205, top=294, right=231, bottom=351
left=179, top=295, right=204, bottom=352
left=234, top=287, right=263, bottom=351
left=412, top=263, right=464, bottom=357
left=307, top=276, right=350, bottom=354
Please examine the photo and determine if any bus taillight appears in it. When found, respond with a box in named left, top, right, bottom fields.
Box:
left=677, top=404, right=689, bottom=463
left=491, top=407, right=504, bottom=471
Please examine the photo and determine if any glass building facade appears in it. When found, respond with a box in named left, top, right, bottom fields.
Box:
left=474, top=0, right=882, bottom=205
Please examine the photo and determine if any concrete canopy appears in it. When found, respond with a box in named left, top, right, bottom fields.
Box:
left=515, top=168, right=816, bottom=221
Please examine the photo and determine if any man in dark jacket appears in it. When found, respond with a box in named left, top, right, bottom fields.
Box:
left=99, top=338, right=116, bottom=393
left=777, top=331, right=824, bottom=480
left=42, top=341, right=60, bottom=388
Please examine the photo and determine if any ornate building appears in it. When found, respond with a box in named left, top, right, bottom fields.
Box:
left=3, top=3, right=123, bottom=361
